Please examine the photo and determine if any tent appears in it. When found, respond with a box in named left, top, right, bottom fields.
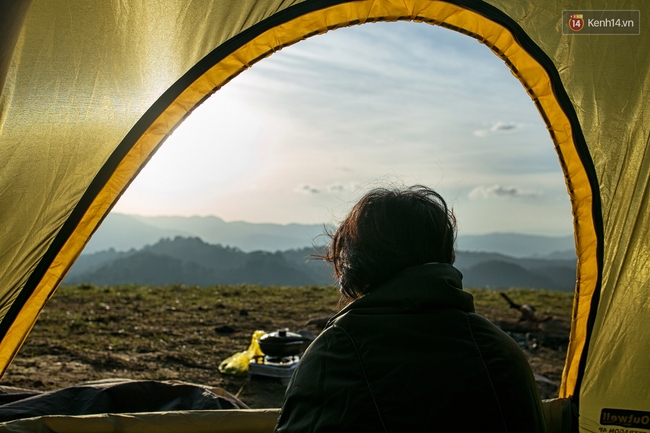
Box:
left=0, top=0, right=648, bottom=431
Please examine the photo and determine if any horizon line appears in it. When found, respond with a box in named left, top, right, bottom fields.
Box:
left=110, top=211, right=573, bottom=238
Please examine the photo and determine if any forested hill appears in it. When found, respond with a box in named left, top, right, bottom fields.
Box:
left=65, top=237, right=332, bottom=287
left=65, top=236, right=576, bottom=291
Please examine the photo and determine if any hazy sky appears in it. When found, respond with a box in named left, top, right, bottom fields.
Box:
left=113, top=21, right=574, bottom=236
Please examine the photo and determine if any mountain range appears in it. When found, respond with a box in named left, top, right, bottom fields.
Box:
left=84, top=213, right=576, bottom=258
left=83, top=213, right=330, bottom=255
left=66, top=235, right=577, bottom=291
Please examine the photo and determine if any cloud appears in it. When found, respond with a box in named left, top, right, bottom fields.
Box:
left=468, top=184, right=539, bottom=200
left=295, top=182, right=360, bottom=195
left=473, top=121, right=525, bottom=137
left=326, top=182, right=360, bottom=194
left=295, top=184, right=320, bottom=194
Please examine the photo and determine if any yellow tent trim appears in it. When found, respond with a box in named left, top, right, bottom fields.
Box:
left=0, top=0, right=598, bottom=399
left=0, top=409, right=281, bottom=432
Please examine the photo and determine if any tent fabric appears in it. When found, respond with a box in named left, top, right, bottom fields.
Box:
left=0, top=1, right=649, bottom=432
left=0, top=0, right=34, bottom=95
left=541, top=398, right=576, bottom=433
left=0, top=409, right=281, bottom=433
left=496, top=2, right=650, bottom=430
left=0, top=379, right=246, bottom=423
left=0, top=400, right=573, bottom=433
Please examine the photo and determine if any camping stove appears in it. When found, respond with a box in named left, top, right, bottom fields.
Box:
left=248, top=355, right=300, bottom=386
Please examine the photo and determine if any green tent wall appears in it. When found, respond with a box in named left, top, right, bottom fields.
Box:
left=0, top=1, right=648, bottom=431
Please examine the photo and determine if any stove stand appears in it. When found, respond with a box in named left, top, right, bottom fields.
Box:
left=248, top=355, right=300, bottom=386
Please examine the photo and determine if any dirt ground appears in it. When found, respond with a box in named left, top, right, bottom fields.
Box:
left=1, top=284, right=572, bottom=408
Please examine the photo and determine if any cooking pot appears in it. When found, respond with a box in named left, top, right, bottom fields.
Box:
left=258, top=329, right=312, bottom=357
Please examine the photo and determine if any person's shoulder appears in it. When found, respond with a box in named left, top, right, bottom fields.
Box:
left=325, top=308, right=358, bottom=334
left=466, top=312, right=512, bottom=337
left=303, top=320, right=355, bottom=356
left=465, top=312, right=530, bottom=357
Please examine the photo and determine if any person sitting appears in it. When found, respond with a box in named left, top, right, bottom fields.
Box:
left=274, top=185, right=548, bottom=432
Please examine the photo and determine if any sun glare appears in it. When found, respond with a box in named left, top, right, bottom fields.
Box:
left=114, top=92, right=272, bottom=213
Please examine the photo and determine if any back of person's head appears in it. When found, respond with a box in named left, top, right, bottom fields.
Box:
left=323, top=185, right=457, bottom=301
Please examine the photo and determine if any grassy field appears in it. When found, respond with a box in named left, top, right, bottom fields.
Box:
left=2, top=284, right=573, bottom=408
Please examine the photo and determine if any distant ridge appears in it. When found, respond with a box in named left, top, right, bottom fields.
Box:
left=83, top=213, right=575, bottom=259
left=82, top=213, right=328, bottom=254
left=456, top=233, right=575, bottom=258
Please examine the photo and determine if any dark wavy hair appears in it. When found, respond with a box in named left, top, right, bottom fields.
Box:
left=321, top=185, right=456, bottom=302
